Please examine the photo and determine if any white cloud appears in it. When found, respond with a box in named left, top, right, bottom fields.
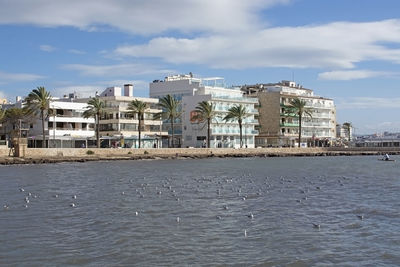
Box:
left=68, top=49, right=86, bottom=55
left=62, top=63, right=175, bottom=77
left=336, top=97, right=400, bottom=109
left=40, top=44, right=56, bottom=52
left=0, top=0, right=290, bottom=34
left=0, top=70, right=45, bottom=83
left=318, top=70, right=398, bottom=80
left=114, top=19, right=400, bottom=69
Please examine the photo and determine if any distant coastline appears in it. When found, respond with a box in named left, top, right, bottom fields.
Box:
left=0, top=147, right=399, bottom=165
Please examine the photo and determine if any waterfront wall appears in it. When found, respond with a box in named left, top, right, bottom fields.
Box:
left=5, top=146, right=399, bottom=159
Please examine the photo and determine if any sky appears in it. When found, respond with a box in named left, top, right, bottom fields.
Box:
left=0, top=0, right=400, bottom=134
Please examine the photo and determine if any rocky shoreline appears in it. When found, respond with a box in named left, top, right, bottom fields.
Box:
left=1, top=150, right=399, bottom=165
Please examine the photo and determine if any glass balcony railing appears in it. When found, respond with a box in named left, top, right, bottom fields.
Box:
left=280, top=123, right=299, bottom=127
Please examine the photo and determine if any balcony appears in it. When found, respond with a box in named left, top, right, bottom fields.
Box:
left=280, top=113, right=298, bottom=117
left=280, top=123, right=299, bottom=127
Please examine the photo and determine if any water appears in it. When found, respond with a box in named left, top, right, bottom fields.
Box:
left=0, top=156, right=399, bottom=266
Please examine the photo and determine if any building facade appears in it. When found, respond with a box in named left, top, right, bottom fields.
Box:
left=151, top=74, right=258, bottom=148
left=242, top=81, right=336, bottom=147
left=77, top=85, right=167, bottom=148
left=30, top=98, right=96, bottom=148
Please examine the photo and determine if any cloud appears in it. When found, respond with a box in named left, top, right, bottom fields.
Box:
left=68, top=49, right=86, bottom=55
left=114, top=19, right=400, bottom=69
left=336, top=97, right=400, bottom=109
left=318, top=70, right=398, bottom=80
left=0, top=70, right=45, bottom=83
left=0, top=0, right=290, bottom=34
left=40, top=44, right=56, bottom=52
left=62, top=63, right=175, bottom=77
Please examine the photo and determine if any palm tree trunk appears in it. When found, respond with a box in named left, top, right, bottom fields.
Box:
left=298, top=114, right=302, bottom=148
left=41, top=110, right=46, bottom=148
left=171, top=119, right=174, bottom=148
left=138, top=115, right=142, bottom=149
left=96, top=113, right=100, bottom=148
left=207, top=119, right=210, bottom=148
left=239, top=119, right=243, bottom=148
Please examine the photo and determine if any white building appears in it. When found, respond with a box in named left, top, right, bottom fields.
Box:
left=77, top=85, right=167, bottom=148
left=336, top=123, right=353, bottom=141
left=29, top=97, right=96, bottom=148
left=150, top=74, right=258, bottom=148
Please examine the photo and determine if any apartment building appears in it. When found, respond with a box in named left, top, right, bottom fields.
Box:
left=29, top=97, right=96, bottom=148
left=150, top=74, right=258, bottom=148
left=77, top=85, right=167, bottom=148
left=242, top=81, right=336, bottom=147
left=336, top=123, right=353, bottom=141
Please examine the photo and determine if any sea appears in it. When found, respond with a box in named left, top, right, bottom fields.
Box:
left=0, top=156, right=399, bottom=266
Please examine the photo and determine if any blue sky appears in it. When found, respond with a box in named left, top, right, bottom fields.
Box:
left=0, top=0, right=400, bottom=134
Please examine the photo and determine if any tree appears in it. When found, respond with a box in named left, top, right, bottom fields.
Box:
left=25, top=86, right=51, bottom=148
left=286, top=98, right=313, bottom=148
left=193, top=101, right=217, bottom=148
left=154, top=95, right=181, bottom=148
left=83, top=97, right=105, bottom=148
left=223, top=104, right=248, bottom=148
left=343, top=122, right=352, bottom=142
left=0, top=109, right=5, bottom=122
left=128, top=99, right=148, bottom=148
left=3, top=108, right=32, bottom=138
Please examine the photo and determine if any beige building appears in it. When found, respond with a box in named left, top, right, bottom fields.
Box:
left=77, top=85, right=167, bottom=148
left=242, top=81, right=336, bottom=147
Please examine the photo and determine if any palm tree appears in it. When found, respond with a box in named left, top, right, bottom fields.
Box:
left=343, top=122, right=352, bottom=142
left=0, top=109, right=5, bottom=122
left=154, top=95, right=181, bottom=148
left=128, top=99, right=148, bottom=148
left=193, top=101, right=217, bottom=148
left=25, top=86, right=51, bottom=148
left=83, top=97, right=105, bottom=148
left=223, top=104, right=248, bottom=148
left=286, top=98, right=313, bottom=148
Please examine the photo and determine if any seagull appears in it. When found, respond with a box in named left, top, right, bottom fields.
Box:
left=357, top=215, right=364, bottom=220
left=135, top=211, right=139, bottom=216
left=3, top=205, right=9, bottom=210
left=247, top=213, right=254, bottom=219
left=216, top=215, right=222, bottom=220
left=20, top=188, right=25, bottom=192
left=70, top=203, right=76, bottom=207
left=223, top=205, right=228, bottom=210
left=72, top=195, right=77, bottom=199
left=244, top=230, right=247, bottom=237
left=54, top=194, right=59, bottom=198
left=312, top=223, right=321, bottom=229
left=176, top=217, right=180, bottom=223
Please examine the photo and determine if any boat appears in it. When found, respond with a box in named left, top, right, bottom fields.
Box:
left=378, top=158, right=396, bottom=162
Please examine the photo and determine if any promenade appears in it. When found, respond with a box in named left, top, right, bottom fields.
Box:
left=0, top=147, right=399, bottom=165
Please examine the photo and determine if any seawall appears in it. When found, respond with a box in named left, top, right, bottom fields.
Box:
left=0, top=147, right=399, bottom=165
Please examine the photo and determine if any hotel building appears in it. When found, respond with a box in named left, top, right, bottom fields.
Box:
left=150, top=74, right=259, bottom=148
left=242, top=81, right=336, bottom=147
